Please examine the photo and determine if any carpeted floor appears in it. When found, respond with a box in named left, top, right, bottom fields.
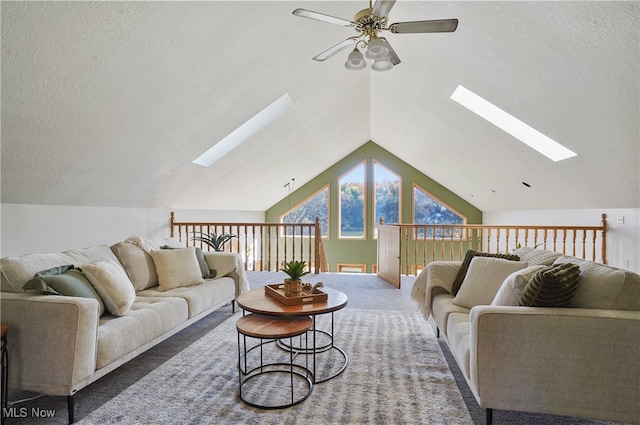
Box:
left=5, top=272, right=625, bottom=424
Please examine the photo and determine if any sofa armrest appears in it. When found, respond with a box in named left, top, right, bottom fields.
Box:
left=0, top=292, right=100, bottom=396
left=411, top=261, right=461, bottom=318
left=203, top=252, right=250, bottom=296
left=469, top=306, right=640, bottom=424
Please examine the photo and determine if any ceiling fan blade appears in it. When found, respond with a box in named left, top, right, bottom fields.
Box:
left=371, top=0, right=397, bottom=18
left=389, top=19, right=459, bottom=34
left=293, top=8, right=355, bottom=27
left=312, top=38, right=356, bottom=61
left=379, top=38, right=401, bottom=65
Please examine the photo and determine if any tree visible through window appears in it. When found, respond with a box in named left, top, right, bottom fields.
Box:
left=374, top=161, right=400, bottom=235
left=339, top=162, right=365, bottom=238
left=281, top=186, right=329, bottom=237
left=413, top=184, right=465, bottom=237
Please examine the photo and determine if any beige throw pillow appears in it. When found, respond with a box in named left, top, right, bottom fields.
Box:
left=150, top=247, right=204, bottom=292
left=82, top=258, right=136, bottom=316
left=453, top=257, right=528, bottom=309
left=491, top=265, right=547, bottom=306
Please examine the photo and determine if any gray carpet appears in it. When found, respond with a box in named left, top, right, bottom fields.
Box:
left=77, top=307, right=472, bottom=424
left=5, top=272, right=624, bottom=424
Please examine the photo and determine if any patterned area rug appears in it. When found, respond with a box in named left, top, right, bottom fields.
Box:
left=78, top=308, right=472, bottom=424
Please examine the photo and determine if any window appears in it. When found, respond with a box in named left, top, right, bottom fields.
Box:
left=413, top=184, right=465, bottom=238
left=339, top=162, right=365, bottom=238
left=374, top=161, right=400, bottom=236
left=281, top=185, right=329, bottom=237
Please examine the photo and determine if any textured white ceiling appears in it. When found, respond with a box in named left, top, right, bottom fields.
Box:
left=2, top=1, right=638, bottom=212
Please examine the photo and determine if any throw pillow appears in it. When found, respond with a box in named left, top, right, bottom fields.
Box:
left=23, top=265, right=106, bottom=316
left=513, top=246, right=563, bottom=266
left=161, top=245, right=211, bottom=279
left=518, top=262, right=581, bottom=307
left=150, top=246, right=204, bottom=292
left=451, top=249, right=521, bottom=295
left=491, top=265, right=547, bottom=306
left=81, top=259, right=136, bottom=316
left=452, top=257, right=528, bottom=309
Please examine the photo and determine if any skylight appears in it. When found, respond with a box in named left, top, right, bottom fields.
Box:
left=193, top=93, right=294, bottom=167
left=450, top=85, right=577, bottom=162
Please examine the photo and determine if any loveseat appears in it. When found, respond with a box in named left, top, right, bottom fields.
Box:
left=0, top=236, right=249, bottom=423
left=411, top=247, right=640, bottom=425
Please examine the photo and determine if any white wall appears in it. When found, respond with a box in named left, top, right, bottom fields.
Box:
left=0, top=204, right=264, bottom=258
left=484, top=209, right=640, bottom=273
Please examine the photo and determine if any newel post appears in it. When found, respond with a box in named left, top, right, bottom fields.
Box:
left=314, top=216, right=321, bottom=274
left=601, top=213, right=607, bottom=265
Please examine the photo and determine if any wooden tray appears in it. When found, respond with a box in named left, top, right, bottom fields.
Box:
left=265, top=284, right=328, bottom=305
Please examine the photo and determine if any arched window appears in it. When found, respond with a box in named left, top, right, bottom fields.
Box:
left=374, top=160, right=400, bottom=236
left=413, top=184, right=465, bottom=237
left=339, top=162, right=366, bottom=239
left=280, top=185, right=329, bottom=237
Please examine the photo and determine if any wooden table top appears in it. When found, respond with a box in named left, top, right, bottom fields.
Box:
left=237, top=286, right=348, bottom=316
left=236, top=314, right=313, bottom=339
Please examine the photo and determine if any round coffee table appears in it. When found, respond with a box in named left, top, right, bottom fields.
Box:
left=236, top=286, right=348, bottom=383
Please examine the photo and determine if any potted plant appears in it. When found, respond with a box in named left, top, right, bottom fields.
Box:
left=281, top=260, right=309, bottom=297
left=191, top=232, right=237, bottom=252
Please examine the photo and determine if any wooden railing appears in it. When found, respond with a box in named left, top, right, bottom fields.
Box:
left=170, top=212, right=327, bottom=273
left=377, top=214, right=607, bottom=287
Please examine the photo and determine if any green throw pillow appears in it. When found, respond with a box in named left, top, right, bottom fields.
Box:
left=23, top=265, right=106, bottom=315
left=160, top=246, right=212, bottom=279
left=451, top=249, right=521, bottom=295
left=518, top=263, right=581, bottom=307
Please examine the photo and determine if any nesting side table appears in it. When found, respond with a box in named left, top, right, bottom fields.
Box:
left=236, top=314, right=313, bottom=409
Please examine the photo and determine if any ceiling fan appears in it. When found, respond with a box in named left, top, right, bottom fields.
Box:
left=293, top=0, right=458, bottom=71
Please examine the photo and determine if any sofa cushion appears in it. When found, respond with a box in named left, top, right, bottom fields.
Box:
left=110, top=242, right=159, bottom=292
left=137, top=276, right=236, bottom=319
left=453, top=257, right=528, bottom=309
left=1, top=245, right=119, bottom=293
left=492, top=265, right=547, bottom=306
left=22, top=265, right=106, bottom=316
left=519, top=263, right=581, bottom=307
left=431, top=293, right=469, bottom=336
left=513, top=246, right=563, bottom=266
left=446, top=312, right=472, bottom=380
left=96, top=296, right=189, bottom=369
left=82, top=259, right=136, bottom=316
left=149, top=247, right=204, bottom=292
left=554, top=256, right=640, bottom=310
left=451, top=249, right=520, bottom=295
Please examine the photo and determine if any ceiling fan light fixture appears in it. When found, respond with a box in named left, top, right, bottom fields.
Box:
left=364, top=37, right=389, bottom=59
left=345, top=48, right=367, bottom=70
left=371, top=54, right=393, bottom=72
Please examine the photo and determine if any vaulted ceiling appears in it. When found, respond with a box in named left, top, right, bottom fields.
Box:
left=2, top=1, right=638, bottom=213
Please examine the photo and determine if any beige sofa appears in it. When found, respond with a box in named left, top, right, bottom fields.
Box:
left=411, top=247, right=640, bottom=425
left=0, top=237, right=249, bottom=423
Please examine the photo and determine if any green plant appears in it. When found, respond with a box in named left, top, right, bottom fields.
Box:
left=191, top=232, right=237, bottom=252
left=281, top=260, right=309, bottom=281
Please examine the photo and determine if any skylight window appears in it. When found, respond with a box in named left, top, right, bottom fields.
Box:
left=193, top=93, right=294, bottom=167
left=450, top=85, right=577, bottom=162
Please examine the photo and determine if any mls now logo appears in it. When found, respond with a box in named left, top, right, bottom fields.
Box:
left=3, top=406, right=56, bottom=418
